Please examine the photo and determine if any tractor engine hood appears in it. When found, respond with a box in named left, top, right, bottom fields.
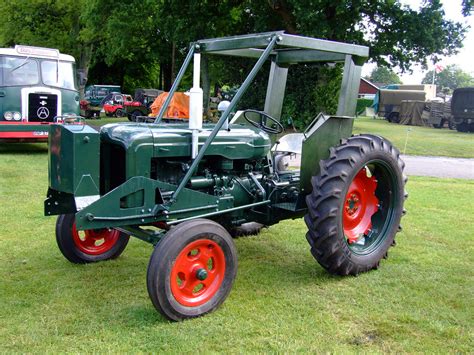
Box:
left=100, top=123, right=272, bottom=160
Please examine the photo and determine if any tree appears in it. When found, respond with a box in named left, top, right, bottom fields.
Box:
left=368, top=67, right=402, bottom=84
left=243, top=0, right=469, bottom=71
left=0, top=0, right=471, bottom=122
left=422, top=64, right=474, bottom=94
left=0, top=0, right=92, bottom=95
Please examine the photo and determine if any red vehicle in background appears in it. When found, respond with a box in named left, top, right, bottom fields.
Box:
left=102, top=93, right=132, bottom=117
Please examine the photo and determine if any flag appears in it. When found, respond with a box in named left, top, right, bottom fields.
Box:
left=435, top=64, right=444, bottom=73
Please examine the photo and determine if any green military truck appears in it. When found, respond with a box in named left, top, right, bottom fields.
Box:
left=81, top=84, right=121, bottom=118
left=451, top=87, right=474, bottom=132
left=377, top=89, right=426, bottom=123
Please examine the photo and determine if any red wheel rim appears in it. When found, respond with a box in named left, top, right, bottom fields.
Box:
left=72, top=223, right=120, bottom=255
left=170, top=239, right=226, bottom=307
left=343, top=167, right=379, bottom=244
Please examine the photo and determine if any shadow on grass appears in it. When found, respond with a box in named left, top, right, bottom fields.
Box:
left=0, top=143, right=48, bottom=154
left=237, top=235, right=344, bottom=286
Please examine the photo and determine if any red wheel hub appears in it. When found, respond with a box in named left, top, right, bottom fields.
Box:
left=72, top=223, right=120, bottom=255
left=170, top=239, right=226, bottom=307
left=343, top=167, right=379, bottom=244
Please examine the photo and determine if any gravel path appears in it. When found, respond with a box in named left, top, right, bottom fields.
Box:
left=400, top=155, right=474, bottom=179
left=285, top=154, right=474, bottom=179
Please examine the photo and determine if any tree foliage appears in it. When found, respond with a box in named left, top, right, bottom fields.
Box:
left=422, top=64, right=474, bottom=94
left=368, top=66, right=402, bottom=84
left=0, top=0, right=471, bottom=123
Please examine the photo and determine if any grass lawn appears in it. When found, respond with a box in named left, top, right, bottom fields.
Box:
left=353, top=117, right=474, bottom=158
left=0, top=144, right=472, bottom=352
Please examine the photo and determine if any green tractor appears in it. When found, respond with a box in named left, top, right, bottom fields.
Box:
left=45, top=32, right=407, bottom=321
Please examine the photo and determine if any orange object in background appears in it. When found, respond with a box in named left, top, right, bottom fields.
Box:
left=150, top=92, right=189, bottom=119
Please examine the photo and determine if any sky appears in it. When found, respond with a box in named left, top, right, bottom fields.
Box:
left=361, top=0, right=473, bottom=84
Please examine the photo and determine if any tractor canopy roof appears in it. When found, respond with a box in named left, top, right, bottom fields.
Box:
left=195, top=31, right=368, bottom=65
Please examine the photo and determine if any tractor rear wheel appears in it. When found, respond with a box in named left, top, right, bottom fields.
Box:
left=304, top=134, right=407, bottom=275
left=147, top=219, right=237, bottom=321
left=56, top=214, right=129, bottom=264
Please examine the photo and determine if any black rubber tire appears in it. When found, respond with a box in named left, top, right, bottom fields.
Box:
left=55, top=214, right=129, bottom=264
left=448, top=119, right=456, bottom=130
left=230, top=222, right=264, bottom=238
left=433, top=119, right=445, bottom=129
left=456, top=122, right=470, bottom=132
left=304, top=134, right=407, bottom=276
left=129, top=110, right=142, bottom=122
left=115, top=108, right=124, bottom=117
left=387, top=112, right=400, bottom=123
left=147, top=219, right=237, bottom=321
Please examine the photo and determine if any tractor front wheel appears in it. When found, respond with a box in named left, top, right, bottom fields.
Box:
left=304, top=134, right=407, bottom=275
left=56, top=214, right=129, bottom=264
left=147, top=219, right=237, bottom=321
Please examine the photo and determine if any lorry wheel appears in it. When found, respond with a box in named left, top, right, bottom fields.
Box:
left=448, top=120, right=456, bottom=130
left=147, top=219, right=237, bottom=321
left=456, top=122, right=470, bottom=132
left=55, top=214, right=129, bottom=264
left=115, top=108, right=124, bottom=117
left=304, top=134, right=407, bottom=276
left=387, top=112, right=400, bottom=123
left=433, top=119, right=445, bottom=129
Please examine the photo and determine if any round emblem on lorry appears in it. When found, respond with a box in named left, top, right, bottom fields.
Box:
left=37, top=107, right=50, bottom=119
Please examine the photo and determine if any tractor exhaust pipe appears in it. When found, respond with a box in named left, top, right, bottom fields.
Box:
left=189, top=52, right=203, bottom=159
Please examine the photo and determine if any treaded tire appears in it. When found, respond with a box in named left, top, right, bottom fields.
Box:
left=432, top=119, right=445, bottom=129
left=230, top=222, right=265, bottom=238
left=147, top=219, right=237, bottom=321
left=456, top=122, right=470, bottom=132
left=304, top=134, right=407, bottom=276
left=115, top=108, right=124, bottom=117
left=387, top=112, right=400, bottom=123
left=56, top=214, right=129, bottom=264
left=129, top=110, right=142, bottom=122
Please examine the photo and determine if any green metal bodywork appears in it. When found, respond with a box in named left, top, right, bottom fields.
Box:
left=45, top=32, right=367, bottom=242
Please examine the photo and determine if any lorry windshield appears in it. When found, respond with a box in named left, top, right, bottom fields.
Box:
left=0, top=56, right=39, bottom=86
left=41, top=60, right=77, bottom=90
left=0, top=55, right=77, bottom=90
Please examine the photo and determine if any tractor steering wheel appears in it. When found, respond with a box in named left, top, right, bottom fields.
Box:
left=243, top=109, right=284, bottom=134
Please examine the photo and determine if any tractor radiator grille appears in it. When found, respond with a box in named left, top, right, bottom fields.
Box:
left=100, top=142, right=126, bottom=195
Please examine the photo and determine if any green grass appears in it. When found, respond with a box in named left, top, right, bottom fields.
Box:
left=353, top=117, right=474, bottom=158
left=1, top=144, right=473, bottom=352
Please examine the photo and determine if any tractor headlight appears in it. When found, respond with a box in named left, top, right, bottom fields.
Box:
left=4, top=111, right=13, bottom=120
left=13, top=112, right=21, bottom=121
